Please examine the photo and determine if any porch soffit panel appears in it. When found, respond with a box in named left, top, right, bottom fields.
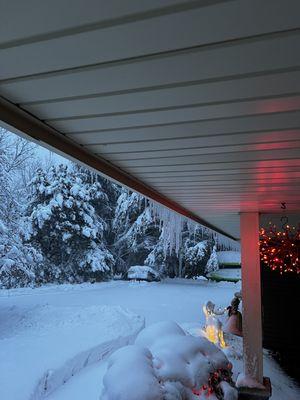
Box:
left=1, top=0, right=300, bottom=240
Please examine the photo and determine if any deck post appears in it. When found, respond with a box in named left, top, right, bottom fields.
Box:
left=240, top=212, right=263, bottom=385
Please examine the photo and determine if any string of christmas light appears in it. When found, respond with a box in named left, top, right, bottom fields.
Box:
left=259, top=222, right=300, bottom=274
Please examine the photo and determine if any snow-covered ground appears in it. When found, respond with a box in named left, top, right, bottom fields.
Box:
left=0, top=280, right=299, bottom=399
left=0, top=300, right=144, bottom=400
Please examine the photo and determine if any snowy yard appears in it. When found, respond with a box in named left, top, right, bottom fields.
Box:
left=0, top=279, right=299, bottom=399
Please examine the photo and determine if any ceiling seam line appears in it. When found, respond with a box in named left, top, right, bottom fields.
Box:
left=42, top=92, right=300, bottom=122
left=18, top=67, right=300, bottom=106
left=1, top=27, right=300, bottom=84
left=0, top=0, right=228, bottom=49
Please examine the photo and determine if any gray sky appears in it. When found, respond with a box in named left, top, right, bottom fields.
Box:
left=4, top=127, right=69, bottom=167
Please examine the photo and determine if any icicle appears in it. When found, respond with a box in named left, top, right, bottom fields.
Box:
left=147, top=198, right=240, bottom=255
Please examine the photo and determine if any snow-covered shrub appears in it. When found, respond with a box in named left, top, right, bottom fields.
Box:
left=102, top=321, right=237, bottom=400
left=102, top=345, right=163, bottom=400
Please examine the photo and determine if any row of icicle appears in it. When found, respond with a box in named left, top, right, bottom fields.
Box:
left=146, top=198, right=240, bottom=255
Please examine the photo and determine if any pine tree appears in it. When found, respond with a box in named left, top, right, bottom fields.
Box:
left=24, top=164, right=114, bottom=282
left=112, top=191, right=160, bottom=273
left=205, top=245, right=219, bottom=275
left=144, top=231, right=179, bottom=277
left=73, top=165, right=120, bottom=245
left=182, top=225, right=213, bottom=278
left=145, top=224, right=214, bottom=278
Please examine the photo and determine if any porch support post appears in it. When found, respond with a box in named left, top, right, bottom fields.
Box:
left=240, top=212, right=263, bottom=384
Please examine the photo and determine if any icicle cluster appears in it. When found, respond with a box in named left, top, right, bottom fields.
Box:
left=149, top=200, right=240, bottom=255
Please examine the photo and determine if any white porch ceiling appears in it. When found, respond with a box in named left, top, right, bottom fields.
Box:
left=1, top=0, right=300, bottom=239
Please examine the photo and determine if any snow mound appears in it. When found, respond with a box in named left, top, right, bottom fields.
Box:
left=217, top=251, right=241, bottom=265
left=0, top=304, right=144, bottom=400
left=102, top=321, right=237, bottom=400
left=102, top=346, right=163, bottom=400
left=136, top=320, right=186, bottom=348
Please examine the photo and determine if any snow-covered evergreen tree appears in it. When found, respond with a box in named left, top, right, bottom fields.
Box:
left=144, top=230, right=179, bottom=277
left=180, top=225, right=215, bottom=278
left=0, top=129, right=232, bottom=288
left=112, top=191, right=160, bottom=273
left=145, top=224, right=215, bottom=278
left=24, top=164, right=114, bottom=282
left=205, top=245, right=219, bottom=275
left=183, top=240, right=210, bottom=278
left=73, top=165, right=120, bottom=245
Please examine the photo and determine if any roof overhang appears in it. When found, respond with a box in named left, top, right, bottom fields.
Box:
left=0, top=96, right=234, bottom=239
left=1, top=0, right=300, bottom=240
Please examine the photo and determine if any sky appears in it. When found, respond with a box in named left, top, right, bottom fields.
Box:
left=4, top=126, right=69, bottom=167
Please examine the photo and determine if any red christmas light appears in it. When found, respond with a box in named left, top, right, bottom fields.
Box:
left=259, top=223, right=300, bottom=274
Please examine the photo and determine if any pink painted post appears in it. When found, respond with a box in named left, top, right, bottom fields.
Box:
left=240, top=212, right=263, bottom=384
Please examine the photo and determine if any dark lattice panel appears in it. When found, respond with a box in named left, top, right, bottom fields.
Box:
left=261, top=265, right=300, bottom=384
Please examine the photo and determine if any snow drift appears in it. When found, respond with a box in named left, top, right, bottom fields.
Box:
left=0, top=304, right=144, bottom=400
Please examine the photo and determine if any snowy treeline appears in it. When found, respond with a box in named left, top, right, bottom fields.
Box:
left=0, top=130, right=220, bottom=288
left=0, top=130, right=43, bottom=288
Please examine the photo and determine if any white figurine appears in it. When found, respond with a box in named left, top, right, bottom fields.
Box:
left=203, top=300, right=226, bottom=348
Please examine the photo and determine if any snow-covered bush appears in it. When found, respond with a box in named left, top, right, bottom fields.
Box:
left=102, top=321, right=237, bottom=400
left=102, top=345, right=163, bottom=400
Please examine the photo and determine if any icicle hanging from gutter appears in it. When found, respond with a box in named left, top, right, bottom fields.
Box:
left=149, top=200, right=240, bottom=254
